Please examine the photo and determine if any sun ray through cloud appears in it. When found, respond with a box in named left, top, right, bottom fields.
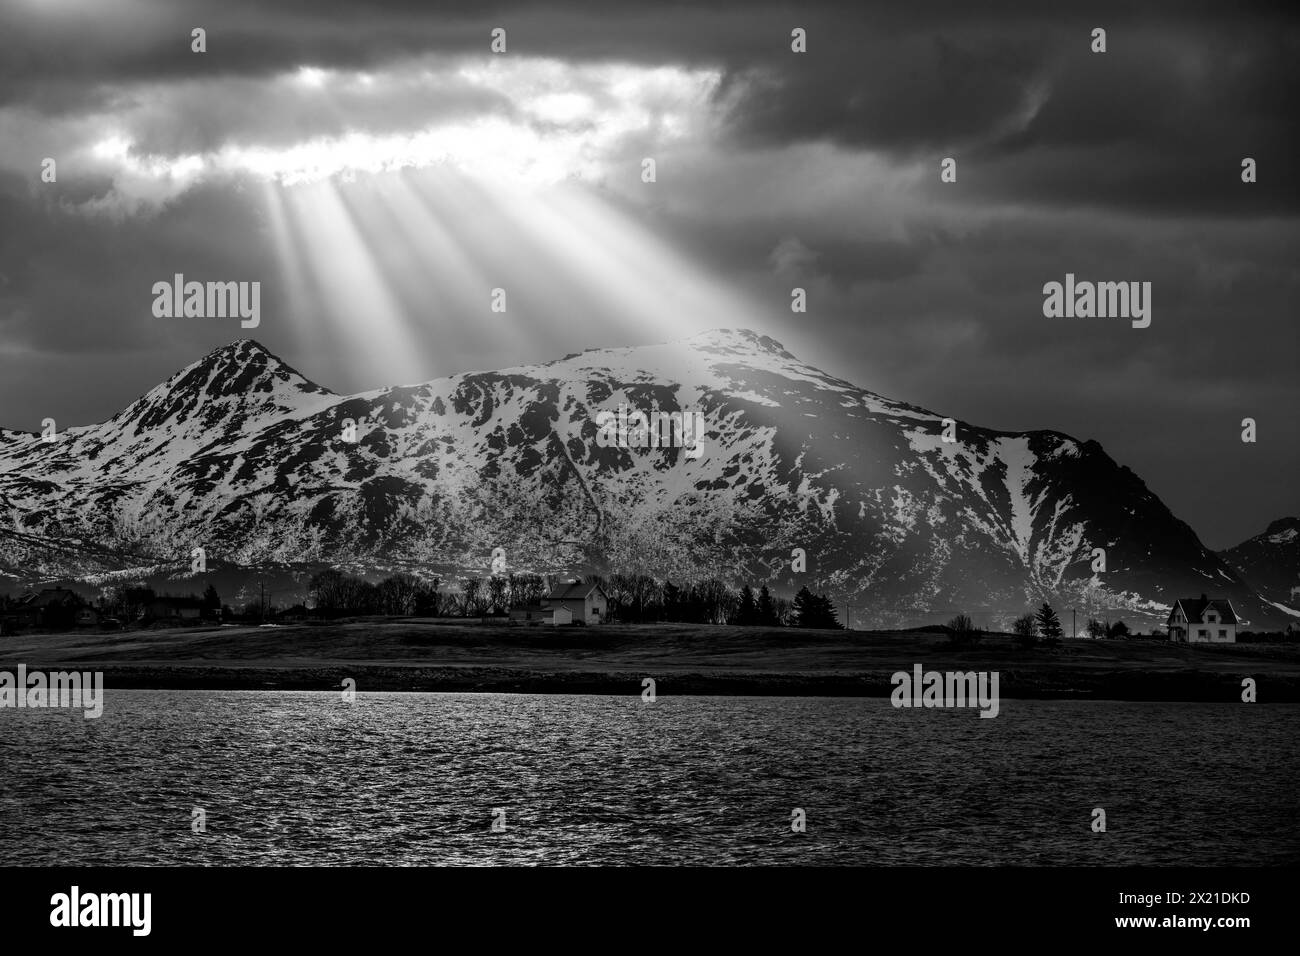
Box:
left=276, top=178, right=425, bottom=384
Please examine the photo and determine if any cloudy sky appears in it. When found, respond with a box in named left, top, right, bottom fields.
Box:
left=0, top=0, right=1295, bottom=549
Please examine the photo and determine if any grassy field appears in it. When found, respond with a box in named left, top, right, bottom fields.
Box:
left=3, top=618, right=1299, bottom=700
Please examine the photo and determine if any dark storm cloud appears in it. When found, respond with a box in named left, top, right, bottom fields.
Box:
left=716, top=12, right=1297, bottom=217
left=0, top=0, right=738, bottom=107
left=715, top=31, right=1046, bottom=152
left=961, top=29, right=1299, bottom=216
left=656, top=219, right=939, bottom=288
left=0, top=172, right=274, bottom=357
left=3, top=1, right=1293, bottom=217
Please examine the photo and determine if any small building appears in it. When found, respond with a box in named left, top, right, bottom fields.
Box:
left=1167, top=595, right=1238, bottom=643
left=509, top=604, right=573, bottom=627
left=146, top=596, right=205, bottom=622
left=3, top=588, right=84, bottom=632
left=543, top=580, right=607, bottom=625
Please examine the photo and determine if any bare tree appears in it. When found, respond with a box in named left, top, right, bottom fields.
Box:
left=947, top=613, right=982, bottom=646
left=462, top=577, right=484, bottom=617
left=378, top=574, right=421, bottom=615
left=486, top=575, right=508, bottom=615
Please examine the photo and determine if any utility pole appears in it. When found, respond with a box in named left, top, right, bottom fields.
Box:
left=260, top=580, right=266, bottom=622
left=1072, top=608, right=1076, bottom=640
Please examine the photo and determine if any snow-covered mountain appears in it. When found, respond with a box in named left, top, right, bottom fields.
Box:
left=1219, top=518, right=1300, bottom=617
left=0, top=330, right=1291, bottom=629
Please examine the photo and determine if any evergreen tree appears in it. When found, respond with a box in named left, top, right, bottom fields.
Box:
left=814, top=592, right=843, bottom=629
left=757, top=585, right=776, bottom=626
left=791, top=587, right=816, bottom=627
left=1035, top=602, right=1063, bottom=639
left=736, top=585, right=757, bottom=625
left=793, top=588, right=842, bottom=629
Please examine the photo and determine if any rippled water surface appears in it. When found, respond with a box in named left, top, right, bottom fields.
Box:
left=1, top=691, right=1296, bottom=865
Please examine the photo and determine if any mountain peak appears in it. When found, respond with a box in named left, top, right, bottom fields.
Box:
left=685, top=328, right=794, bottom=358
left=1218, top=516, right=1300, bottom=611
left=1264, top=516, right=1300, bottom=537
left=223, top=337, right=270, bottom=354
left=170, top=339, right=332, bottom=398
left=196, top=337, right=290, bottom=368
left=116, top=339, right=336, bottom=433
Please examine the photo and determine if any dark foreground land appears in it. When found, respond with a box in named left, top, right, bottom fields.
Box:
left=3, top=620, right=1299, bottom=701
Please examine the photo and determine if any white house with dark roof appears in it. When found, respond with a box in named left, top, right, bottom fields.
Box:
left=542, top=580, right=608, bottom=625
left=1167, top=595, right=1238, bottom=643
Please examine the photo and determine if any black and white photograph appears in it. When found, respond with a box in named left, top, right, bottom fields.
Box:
left=0, top=0, right=1295, bottom=940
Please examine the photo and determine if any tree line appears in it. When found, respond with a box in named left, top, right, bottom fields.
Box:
left=304, top=570, right=844, bottom=628
left=945, top=601, right=1134, bottom=648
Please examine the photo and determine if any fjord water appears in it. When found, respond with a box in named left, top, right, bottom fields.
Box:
left=1, top=691, right=1296, bottom=865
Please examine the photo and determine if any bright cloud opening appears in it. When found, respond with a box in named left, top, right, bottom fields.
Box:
left=73, top=58, right=723, bottom=200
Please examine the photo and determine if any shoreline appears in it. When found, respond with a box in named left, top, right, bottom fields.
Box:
left=25, top=662, right=1297, bottom=702
left=4, top=620, right=1297, bottom=702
